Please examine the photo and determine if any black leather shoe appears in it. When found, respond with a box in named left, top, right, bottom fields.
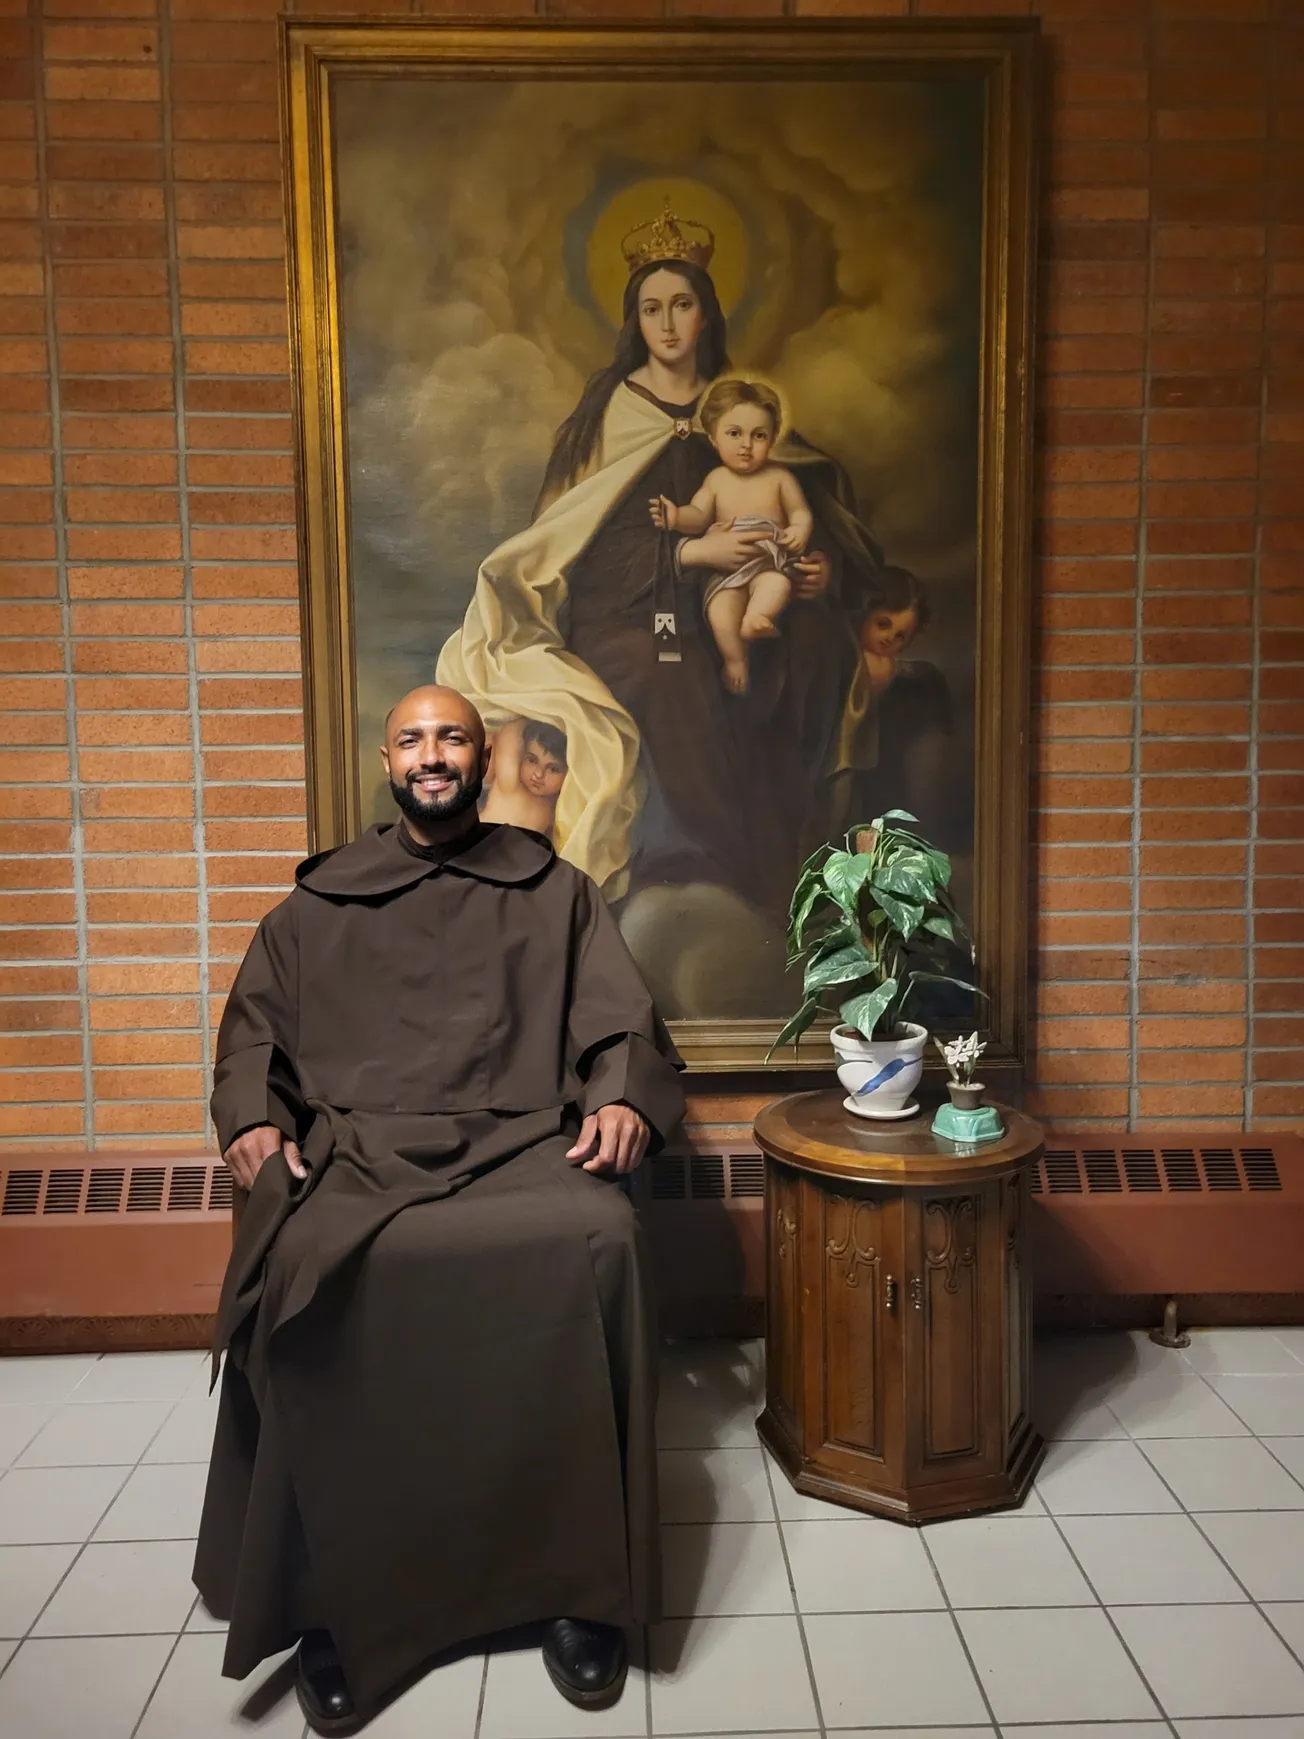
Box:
left=542, top=1618, right=628, bottom=1708
left=296, top=1630, right=361, bottom=1737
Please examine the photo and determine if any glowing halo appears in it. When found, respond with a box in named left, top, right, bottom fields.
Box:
left=586, top=177, right=750, bottom=326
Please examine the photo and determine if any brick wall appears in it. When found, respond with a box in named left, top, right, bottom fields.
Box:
left=0, top=0, right=1300, bottom=1151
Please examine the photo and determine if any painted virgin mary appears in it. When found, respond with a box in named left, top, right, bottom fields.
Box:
left=437, top=204, right=884, bottom=964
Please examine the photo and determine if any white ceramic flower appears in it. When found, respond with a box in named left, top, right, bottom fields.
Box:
left=934, top=1031, right=986, bottom=1084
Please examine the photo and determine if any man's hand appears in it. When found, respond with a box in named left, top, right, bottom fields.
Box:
left=222, top=1122, right=306, bottom=1191
left=566, top=1104, right=650, bottom=1176
left=790, top=548, right=831, bottom=598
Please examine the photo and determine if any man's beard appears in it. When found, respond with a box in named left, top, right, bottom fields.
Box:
left=390, top=769, right=483, bottom=826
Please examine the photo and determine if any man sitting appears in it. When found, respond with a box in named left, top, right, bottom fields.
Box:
left=195, top=685, right=685, bottom=1735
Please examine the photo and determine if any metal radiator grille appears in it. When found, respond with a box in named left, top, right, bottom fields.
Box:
left=1030, top=1146, right=1282, bottom=1197
left=0, top=1162, right=233, bottom=1218
left=647, top=1148, right=765, bottom=1201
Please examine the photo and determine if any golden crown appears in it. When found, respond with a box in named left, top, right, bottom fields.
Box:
left=621, top=198, right=716, bottom=276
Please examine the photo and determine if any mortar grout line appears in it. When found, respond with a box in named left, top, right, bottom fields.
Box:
left=32, top=0, right=94, bottom=1154
left=1128, top=0, right=1157, bottom=1133
left=1244, top=5, right=1278, bottom=1133
left=159, top=0, right=214, bottom=1137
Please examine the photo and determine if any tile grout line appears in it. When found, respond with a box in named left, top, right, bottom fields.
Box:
left=1144, top=1346, right=1304, bottom=1512
left=1052, top=1348, right=1304, bottom=1719
left=1169, top=1372, right=1304, bottom=1672
left=0, top=1365, right=201, bottom=1691
left=126, top=1390, right=231, bottom=1724
left=1261, top=1605, right=1304, bottom=1676
left=1254, top=1429, right=1304, bottom=1501
left=914, top=1526, right=1001, bottom=1735
left=472, top=1641, right=489, bottom=1739
left=0, top=1455, right=138, bottom=1686
left=1026, top=1494, right=1179, bottom=1738
left=32, top=0, right=95, bottom=1150
left=128, top=1606, right=189, bottom=1739
left=760, top=1426, right=829, bottom=1739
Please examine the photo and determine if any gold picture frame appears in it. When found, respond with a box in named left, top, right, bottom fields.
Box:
left=282, top=17, right=1038, bottom=1077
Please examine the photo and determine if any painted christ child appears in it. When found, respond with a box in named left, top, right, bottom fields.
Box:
left=649, top=377, right=814, bottom=695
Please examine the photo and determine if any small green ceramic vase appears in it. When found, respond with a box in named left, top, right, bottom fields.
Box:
left=931, top=1080, right=1004, bottom=1144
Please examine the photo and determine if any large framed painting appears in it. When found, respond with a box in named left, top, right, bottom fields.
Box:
left=283, top=19, right=1037, bottom=1075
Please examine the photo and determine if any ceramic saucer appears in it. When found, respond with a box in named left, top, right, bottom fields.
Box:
left=842, top=1096, right=921, bottom=1121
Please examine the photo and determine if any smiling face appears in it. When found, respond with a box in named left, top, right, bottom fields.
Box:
left=380, top=686, right=487, bottom=835
left=860, top=605, right=920, bottom=661
left=636, top=267, right=705, bottom=369
left=710, top=400, right=776, bottom=476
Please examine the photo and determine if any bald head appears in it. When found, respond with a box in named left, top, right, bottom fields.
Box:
left=380, top=685, right=488, bottom=840
left=383, top=685, right=485, bottom=750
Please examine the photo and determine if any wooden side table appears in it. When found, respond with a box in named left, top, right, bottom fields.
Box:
left=755, top=1090, right=1045, bottom=1525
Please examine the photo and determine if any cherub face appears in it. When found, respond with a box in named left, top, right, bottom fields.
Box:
left=637, top=268, right=704, bottom=369
left=710, top=402, right=775, bottom=476
left=861, top=605, right=920, bottom=661
left=520, top=743, right=566, bottom=800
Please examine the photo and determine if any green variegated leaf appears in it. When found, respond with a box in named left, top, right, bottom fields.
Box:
left=876, top=810, right=919, bottom=825
left=873, top=851, right=943, bottom=902
left=786, top=864, right=819, bottom=922
left=796, top=839, right=833, bottom=878
left=899, top=971, right=987, bottom=1009
left=766, top=996, right=821, bottom=1060
left=922, top=912, right=956, bottom=942
left=823, top=850, right=872, bottom=913
left=809, top=921, right=859, bottom=956
left=921, top=846, right=953, bottom=888
left=790, top=880, right=823, bottom=950
left=839, top=979, right=898, bottom=1041
left=789, top=917, right=854, bottom=971
left=867, top=886, right=924, bottom=938
left=804, top=940, right=873, bottom=994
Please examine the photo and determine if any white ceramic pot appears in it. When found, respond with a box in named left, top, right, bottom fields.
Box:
left=832, top=1020, right=927, bottom=1119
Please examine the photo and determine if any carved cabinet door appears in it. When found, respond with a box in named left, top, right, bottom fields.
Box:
left=900, top=1180, right=1006, bottom=1487
left=799, top=1180, right=908, bottom=1490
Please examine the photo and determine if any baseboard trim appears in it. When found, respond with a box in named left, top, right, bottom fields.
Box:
left=0, top=1314, right=217, bottom=1355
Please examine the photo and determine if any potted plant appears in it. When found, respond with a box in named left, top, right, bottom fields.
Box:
left=770, top=810, right=984, bottom=1119
left=934, top=1032, right=987, bottom=1109
left=930, top=1029, right=1006, bottom=1142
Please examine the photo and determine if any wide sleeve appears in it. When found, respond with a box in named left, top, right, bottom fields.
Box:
left=566, top=873, right=686, bottom=1151
left=210, top=894, right=305, bottom=1154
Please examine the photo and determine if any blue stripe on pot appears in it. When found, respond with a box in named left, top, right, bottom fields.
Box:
left=853, top=1056, right=909, bottom=1097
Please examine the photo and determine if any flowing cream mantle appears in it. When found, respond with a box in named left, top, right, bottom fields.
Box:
left=437, top=382, right=679, bottom=899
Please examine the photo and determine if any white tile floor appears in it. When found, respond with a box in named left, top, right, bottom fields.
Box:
left=1, top=1331, right=1304, bottom=1737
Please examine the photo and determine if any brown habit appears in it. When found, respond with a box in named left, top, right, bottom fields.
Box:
left=193, top=820, right=685, bottom=1715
